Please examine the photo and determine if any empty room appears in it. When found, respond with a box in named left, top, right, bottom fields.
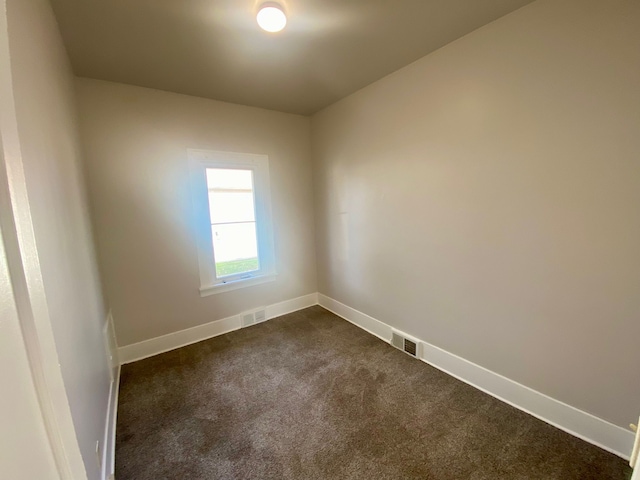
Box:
left=1, top=0, right=640, bottom=479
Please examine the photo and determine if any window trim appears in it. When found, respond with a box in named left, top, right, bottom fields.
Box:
left=188, top=149, right=277, bottom=296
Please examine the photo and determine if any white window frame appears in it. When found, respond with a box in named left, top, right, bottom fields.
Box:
left=189, top=149, right=277, bottom=296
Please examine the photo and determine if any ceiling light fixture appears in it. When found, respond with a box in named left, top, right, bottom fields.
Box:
left=256, top=3, right=287, bottom=33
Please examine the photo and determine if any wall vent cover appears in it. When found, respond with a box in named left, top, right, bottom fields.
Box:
left=403, top=338, right=417, bottom=357
left=255, top=309, right=266, bottom=323
left=391, top=331, right=420, bottom=358
left=242, top=313, right=255, bottom=327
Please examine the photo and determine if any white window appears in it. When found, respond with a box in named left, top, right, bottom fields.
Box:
left=189, top=150, right=276, bottom=295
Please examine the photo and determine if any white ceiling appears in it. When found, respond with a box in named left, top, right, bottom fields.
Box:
left=50, top=0, right=535, bottom=115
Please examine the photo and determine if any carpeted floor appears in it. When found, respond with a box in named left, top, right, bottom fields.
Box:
left=116, top=306, right=632, bottom=479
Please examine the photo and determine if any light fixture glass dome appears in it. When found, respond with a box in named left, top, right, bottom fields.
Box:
left=257, top=3, right=287, bottom=33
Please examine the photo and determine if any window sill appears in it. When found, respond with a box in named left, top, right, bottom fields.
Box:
left=199, top=273, right=276, bottom=297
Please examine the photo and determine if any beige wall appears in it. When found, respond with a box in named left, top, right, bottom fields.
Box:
left=6, top=0, right=112, bottom=478
left=76, top=79, right=317, bottom=347
left=311, top=0, right=640, bottom=428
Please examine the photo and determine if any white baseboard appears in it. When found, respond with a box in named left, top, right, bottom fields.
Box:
left=101, top=365, right=120, bottom=480
left=113, top=291, right=634, bottom=460
left=317, top=293, right=634, bottom=460
left=117, top=293, right=318, bottom=364
left=266, top=292, right=318, bottom=319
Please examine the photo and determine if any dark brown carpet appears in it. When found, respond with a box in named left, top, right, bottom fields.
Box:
left=116, top=306, right=631, bottom=479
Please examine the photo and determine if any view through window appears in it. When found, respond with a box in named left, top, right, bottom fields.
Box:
left=206, top=168, right=260, bottom=278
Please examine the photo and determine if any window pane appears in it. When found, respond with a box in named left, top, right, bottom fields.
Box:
left=206, top=168, right=256, bottom=224
left=208, top=191, right=255, bottom=224
left=212, top=223, right=259, bottom=277
left=206, top=168, right=253, bottom=190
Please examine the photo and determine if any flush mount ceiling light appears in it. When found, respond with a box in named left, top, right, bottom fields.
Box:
left=256, top=3, right=287, bottom=33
